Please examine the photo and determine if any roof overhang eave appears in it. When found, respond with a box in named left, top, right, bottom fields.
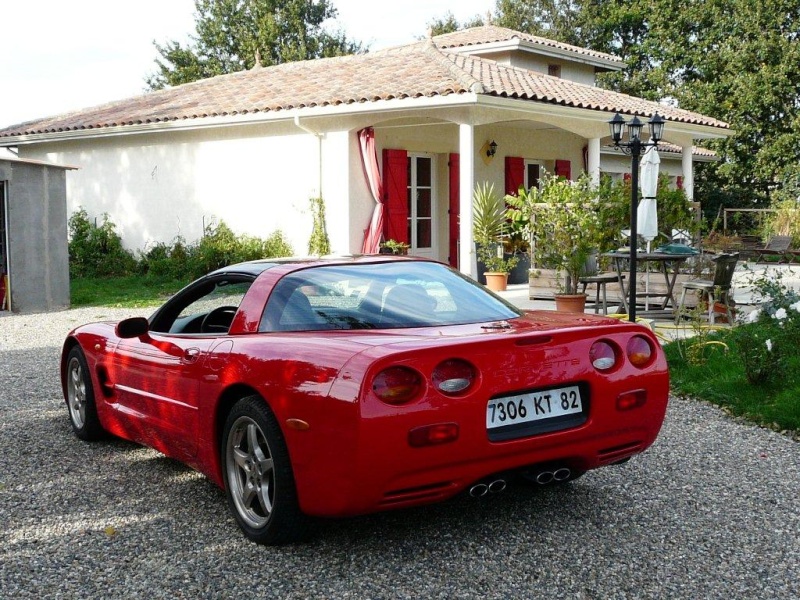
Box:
left=445, top=39, right=625, bottom=71
left=0, top=93, right=484, bottom=146
left=0, top=92, right=732, bottom=146
left=474, top=95, right=732, bottom=140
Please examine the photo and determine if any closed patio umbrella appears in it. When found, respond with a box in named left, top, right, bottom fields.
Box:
left=637, top=148, right=660, bottom=248
left=638, top=149, right=660, bottom=309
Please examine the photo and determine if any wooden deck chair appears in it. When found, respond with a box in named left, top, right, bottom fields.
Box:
left=675, top=253, right=739, bottom=325
left=753, top=235, right=791, bottom=263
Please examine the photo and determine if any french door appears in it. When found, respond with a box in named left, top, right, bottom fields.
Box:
left=407, top=154, right=436, bottom=258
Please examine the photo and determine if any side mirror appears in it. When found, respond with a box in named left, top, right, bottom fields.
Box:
left=116, top=316, right=150, bottom=339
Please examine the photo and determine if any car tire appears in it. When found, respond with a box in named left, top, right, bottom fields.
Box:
left=222, top=395, right=310, bottom=545
left=64, top=346, right=105, bottom=441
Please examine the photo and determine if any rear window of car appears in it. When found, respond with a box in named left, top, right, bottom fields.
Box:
left=259, top=261, right=521, bottom=331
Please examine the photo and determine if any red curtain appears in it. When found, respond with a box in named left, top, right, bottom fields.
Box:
left=359, top=127, right=385, bottom=254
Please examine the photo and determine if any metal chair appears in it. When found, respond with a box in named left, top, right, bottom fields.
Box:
left=675, top=253, right=739, bottom=325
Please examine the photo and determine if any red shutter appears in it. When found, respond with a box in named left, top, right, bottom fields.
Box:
left=555, top=159, right=571, bottom=180
left=382, top=149, right=408, bottom=243
left=448, top=153, right=460, bottom=268
left=505, top=156, right=524, bottom=196
left=676, top=176, right=684, bottom=190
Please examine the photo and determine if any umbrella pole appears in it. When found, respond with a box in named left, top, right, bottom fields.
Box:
left=645, top=241, right=651, bottom=310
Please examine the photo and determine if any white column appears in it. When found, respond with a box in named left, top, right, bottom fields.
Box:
left=587, top=137, right=601, bottom=187
left=681, top=144, right=694, bottom=200
left=458, top=123, right=476, bottom=278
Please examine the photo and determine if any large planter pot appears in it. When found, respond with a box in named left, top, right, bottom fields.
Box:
left=554, top=293, right=587, bottom=313
left=507, top=252, right=531, bottom=285
left=484, top=272, right=509, bottom=292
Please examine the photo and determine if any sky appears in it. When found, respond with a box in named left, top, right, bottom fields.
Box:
left=0, top=0, right=495, bottom=128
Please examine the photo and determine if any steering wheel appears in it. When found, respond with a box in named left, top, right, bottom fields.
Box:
left=200, top=306, right=237, bottom=333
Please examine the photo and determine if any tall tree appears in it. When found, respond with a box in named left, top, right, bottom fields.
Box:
left=493, top=0, right=584, bottom=45
left=426, top=11, right=486, bottom=37
left=493, top=0, right=800, bottom=212
left=147, top=0, right=363, bottom=90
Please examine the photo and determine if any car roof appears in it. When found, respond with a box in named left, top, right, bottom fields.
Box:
left=208, top=254, right=421, bottom=277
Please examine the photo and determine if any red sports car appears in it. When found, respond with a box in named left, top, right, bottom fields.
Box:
left=62, top=256, right=669, bottom=544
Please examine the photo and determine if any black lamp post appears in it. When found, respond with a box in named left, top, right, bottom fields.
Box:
left=608, top=112, right=665, bottom=322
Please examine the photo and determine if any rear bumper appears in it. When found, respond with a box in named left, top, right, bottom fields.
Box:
left=294, top=387, right=668, bottom=517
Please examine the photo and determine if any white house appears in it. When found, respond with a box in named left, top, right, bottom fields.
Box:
left=0, top=26, right=729, bottom=278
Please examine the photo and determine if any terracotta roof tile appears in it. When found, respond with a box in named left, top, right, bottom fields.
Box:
left=432, top=25, right=624, bottom=66
left=0, top=36, right=727, bottom=140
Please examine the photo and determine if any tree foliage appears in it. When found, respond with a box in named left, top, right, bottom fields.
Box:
left=148, top=0, right=363, bottom=89
left=489, top=0, right=800, bottom=215
left=426, top=11, right=487, bottom=37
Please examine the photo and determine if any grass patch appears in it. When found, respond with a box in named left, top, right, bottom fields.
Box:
left=71, top=275, right=191, bottom=308
left=664, top=332, right=800, bottom=434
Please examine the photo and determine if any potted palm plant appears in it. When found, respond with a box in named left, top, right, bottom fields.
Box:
left=506, top=172, right=601, bottom=312
left=473, top=182, right=518, bottom=291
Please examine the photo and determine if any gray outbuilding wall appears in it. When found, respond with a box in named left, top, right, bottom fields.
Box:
left=0, top=157, right=71, bottom=313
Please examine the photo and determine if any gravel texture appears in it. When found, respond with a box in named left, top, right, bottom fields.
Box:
left=1, top=307, right=798, bottom=599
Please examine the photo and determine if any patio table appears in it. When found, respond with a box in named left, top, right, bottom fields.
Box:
left=604, top=251, right=691, bottom=318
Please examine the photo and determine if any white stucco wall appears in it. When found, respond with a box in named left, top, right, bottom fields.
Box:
left=374, top=121, right=590, bottom=263
left=477, top=50, right=598, bottom=86
left=19, top=124, right=352, bottom=256
left=600, top=150, right=688, bottom=184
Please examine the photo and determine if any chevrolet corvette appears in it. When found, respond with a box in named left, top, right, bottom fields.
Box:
left=61, top=256, right=669, bottom=544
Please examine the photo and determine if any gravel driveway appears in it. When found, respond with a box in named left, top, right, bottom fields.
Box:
left=1, top=308, right=798, bottom=599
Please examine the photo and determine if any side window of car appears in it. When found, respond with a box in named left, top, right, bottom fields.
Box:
left=149, top=279, right=252, bottom=334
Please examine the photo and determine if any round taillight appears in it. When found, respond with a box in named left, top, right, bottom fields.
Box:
left=590, top=340, right=618, bottom=371
left=372, top=366, right=423, bottom=405
left=627, top=335, right=654, bottom=368
left=432, top=359, right=477, bottom=396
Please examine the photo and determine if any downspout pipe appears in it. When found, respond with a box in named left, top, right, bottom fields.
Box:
left=294, top=116, right=324, bottom=198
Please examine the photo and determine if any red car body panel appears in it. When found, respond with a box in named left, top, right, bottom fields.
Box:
left=62, top=257, right=669, bottom=519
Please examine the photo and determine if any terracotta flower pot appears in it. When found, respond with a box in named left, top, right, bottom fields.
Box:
left=484, top=272, right=509, bottom=292
left=554, top=293, right=587, bottom=313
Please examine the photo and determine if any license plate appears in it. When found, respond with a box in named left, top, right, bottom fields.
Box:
left=486, top=385, right=583, bottom=430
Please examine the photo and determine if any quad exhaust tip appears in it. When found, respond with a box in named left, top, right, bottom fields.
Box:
left=533, top=467, right=572, bottom=485
left=469, top=479, right=506, bottom=497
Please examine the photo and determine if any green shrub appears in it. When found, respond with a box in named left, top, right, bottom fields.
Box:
left=68, top=208, right=137, bottom=278
left=728, top=268, right=800, bottom=384
left=69, top=210, right=294, bottom=280
left=596, top=174, right=698, bottom=252
left=307, top=196, right=331, bottom=256
left=186, top=221, right=294, bottom=277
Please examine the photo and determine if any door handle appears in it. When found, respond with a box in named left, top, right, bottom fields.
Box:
left=183, top=348, right=201, bottom=364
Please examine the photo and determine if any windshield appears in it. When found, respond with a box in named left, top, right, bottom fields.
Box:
left=260, top=261, right=521, bottom=331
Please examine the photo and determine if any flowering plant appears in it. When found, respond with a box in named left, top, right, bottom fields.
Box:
left=506, top=172, right=601, bottom=294
left=728, top=268, right=800, bottom=384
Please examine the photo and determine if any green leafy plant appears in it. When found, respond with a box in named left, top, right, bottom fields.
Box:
left=595, top=174, right=699, bottom=253
left=68, top=210, right=293, bottom=281
left=506, top=172, right=600, bottom=294
left=68, top=208, right=137, bottom=278
left=190, top=220, right=293, bottom=277
left=763, top=199, right=800, bottom=246
left=380, top=239, right=410, bottom=255
left=473, top=182, right=518, bottom=274
left=307, top=196, right=331, bottom=256
left=727, top=267, right=800, bottom=384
